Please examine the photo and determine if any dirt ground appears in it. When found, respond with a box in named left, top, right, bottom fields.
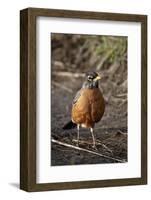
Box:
left=51, top=76, right=127, bottom=166
left=51, top=33, right=127, bottom=166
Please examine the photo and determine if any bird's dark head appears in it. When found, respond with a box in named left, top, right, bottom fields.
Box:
left=83, top=71, right=102, bottom=89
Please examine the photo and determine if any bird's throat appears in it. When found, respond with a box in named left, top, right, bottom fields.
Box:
left=82, top=81, right=99, bottom=89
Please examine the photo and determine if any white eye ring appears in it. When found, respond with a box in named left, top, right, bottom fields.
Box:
left=88, top=75, right=93, bottom=80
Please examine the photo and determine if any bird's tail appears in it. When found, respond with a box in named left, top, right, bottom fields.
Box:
left=63, top=121, right=77, bottom=130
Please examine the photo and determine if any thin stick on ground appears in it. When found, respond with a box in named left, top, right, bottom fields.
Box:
left=96, top=140, right=113, bottom=154
left=52, top=138, right=125, bottom=163
left=116, top=130, right=127, bottom=135
left=72, top=139, right=113, bottom=154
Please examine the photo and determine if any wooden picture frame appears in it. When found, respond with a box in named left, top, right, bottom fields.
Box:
left=20, top=7, right=147, bottom=192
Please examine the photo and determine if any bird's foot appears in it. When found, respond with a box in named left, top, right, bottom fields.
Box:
left=92, top=144, right=98, bottom=151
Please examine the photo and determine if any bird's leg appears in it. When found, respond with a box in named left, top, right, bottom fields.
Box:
left=77, top=124, right=80, bottom=146
left=90, top=128, right=97, bottom=149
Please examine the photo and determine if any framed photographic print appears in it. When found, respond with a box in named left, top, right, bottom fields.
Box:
left=20, top=8, right=147, bottom=191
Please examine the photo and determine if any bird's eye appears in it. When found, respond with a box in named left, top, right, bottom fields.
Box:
left=88, top=75, right=93, bottom=80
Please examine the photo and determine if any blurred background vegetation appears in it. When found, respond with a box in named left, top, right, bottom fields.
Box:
left=52, top=34, right=127, bottom=71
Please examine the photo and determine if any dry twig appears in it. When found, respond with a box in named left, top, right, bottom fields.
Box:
left=52, top=81, right=73, bottom=93
left=52, top=138, right=125, bottom=163
left=72, top=139, right=113, bottom=154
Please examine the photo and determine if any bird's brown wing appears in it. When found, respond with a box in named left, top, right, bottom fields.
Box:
left=72, top=89, right=90, bottom=126
left=72, top=89, right=82, bottom=105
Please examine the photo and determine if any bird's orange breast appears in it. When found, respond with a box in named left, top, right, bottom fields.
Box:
left=72, top=88, right=105, bottom=128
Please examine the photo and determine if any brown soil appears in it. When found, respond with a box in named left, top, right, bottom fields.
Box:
left=51, top=76, right=127, bottom=166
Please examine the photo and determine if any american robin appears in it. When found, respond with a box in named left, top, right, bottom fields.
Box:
left=63, top=71, right=105, bottom=149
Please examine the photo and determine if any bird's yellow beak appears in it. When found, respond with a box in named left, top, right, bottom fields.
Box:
left=94, top=75, right=101, bottom=81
